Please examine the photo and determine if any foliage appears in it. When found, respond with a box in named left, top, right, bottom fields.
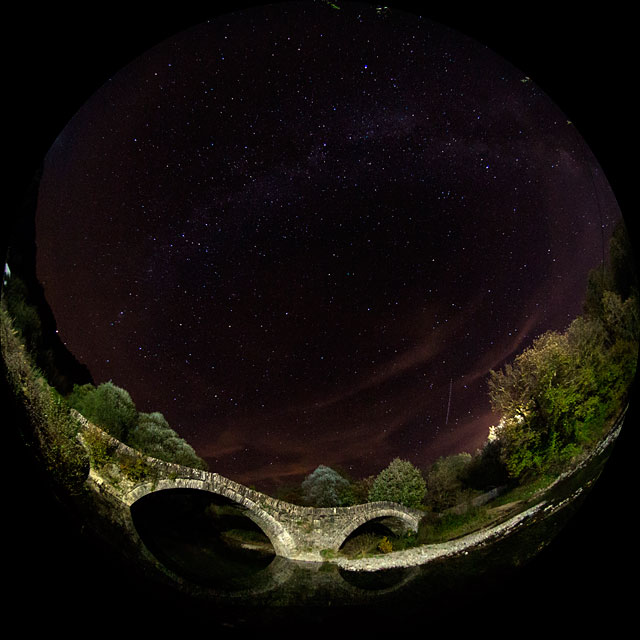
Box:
left=0, top=303, right=88, bottom=493
left=464, top=440, right=510, bottom=490
left=608, top=219, right=639, bottom=301
left=67, top=382, right=138, bottom=442
left=417, top=506, right=489, bottom=544
left=120, top=454, right=155, bottom=483
left=128, top=411, right=207, bottom=470
left=40, top=386, right=89, bottom=490
left=350, top=475, right=376, bottom=504
left=368, top=458, right=426, bottom=508
left=377, top=536, right=393, bottom=554
left=81, top=426, right=116, bottom=468
left=583, top=265, right=614, bottom=320
left=67, top=384, right=208, bottom=470
left=424, top=453, right=473, bottom=512
left=489, top=301, right=638, bottom=481
left=1, top=275, right=43, bottom=355
left=1, top=302, right=35, bottom=394
left=301, top=465, right=352, bottom=507
left=488, top=220, right=639, bottom=482
left=1, top=274, right=81, bottom=394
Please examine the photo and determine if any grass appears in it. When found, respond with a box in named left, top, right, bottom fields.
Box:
left=418, top=507, right=499, bottom=544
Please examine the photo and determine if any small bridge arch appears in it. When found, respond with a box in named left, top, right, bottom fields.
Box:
left=124, top=478, right=298, bottom=558
left=334, top=504, right=421, bottom=550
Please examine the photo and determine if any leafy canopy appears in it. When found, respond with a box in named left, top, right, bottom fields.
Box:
left=67, top=382, right=137, bottom=442
left=67, top=382, right=207, bottom=470
left=300, top=465, right=353, bottom=507
left=487, top=222, right=639, bottom=482
left=368, top=458, right=426, bottom=508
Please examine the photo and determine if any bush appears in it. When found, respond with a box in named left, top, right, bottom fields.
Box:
left=368, top=458, right=426, bottom=509
left=120, top=454, right=155, bottom=483
left=1, top=275, right=43, bottom=354
left=128, top=411, right=207, bottom=470
left=377, top=536, right=393, bottom=554
left=339, top=532, right=381, bottom=558
left=424, top=453, right=472, bottom=512
left=81, top=426, right=116, bottom=468
left=1, top=304, right=88, bottom=493
left=67, top=382, right=138, bottom=442
left=464, top=440, right=510, bottom=491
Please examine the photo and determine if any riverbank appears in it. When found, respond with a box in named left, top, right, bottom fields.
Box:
left=332, top=411, right=624, bottom=572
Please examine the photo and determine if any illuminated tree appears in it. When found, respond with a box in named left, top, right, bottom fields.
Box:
left=368, top=458, right=426, bottom=508
left=300, top=465, right=352, bottom=507
left=128, top=411, right=207, bottom=470
left=67, top=381, right=138, bottom=442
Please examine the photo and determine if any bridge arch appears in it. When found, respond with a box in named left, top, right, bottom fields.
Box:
left=125, top=478, right=298, bottom=557
left=335, top=505, right=421, bottom=550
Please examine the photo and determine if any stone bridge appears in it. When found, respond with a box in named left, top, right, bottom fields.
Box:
left=74, top=412, right=422, bottom=563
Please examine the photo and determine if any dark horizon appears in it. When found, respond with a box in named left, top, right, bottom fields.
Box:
left=11, top=2, right=627, bottom=491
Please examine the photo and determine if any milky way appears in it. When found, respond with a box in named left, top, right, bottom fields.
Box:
left=32, top=2, right=622, bottom=490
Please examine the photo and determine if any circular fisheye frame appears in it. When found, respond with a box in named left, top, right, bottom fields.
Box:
left=3, top=2, right=636, bottom=629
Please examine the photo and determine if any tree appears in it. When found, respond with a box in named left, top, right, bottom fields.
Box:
left=464, top=440, right=510, bottom=490
left=488, top=330, right=584, bottom=479
left=67, top=381, right=138, bottom=441
left=68, top=383, right=207, bottom=470
left=424, top=453, right=472, bottom=512
left=300, top=465, right=352, bottom=507
left=583, top=264, right=613, bottom=320
left=128, top=411, right=207, bottom=470
left=488, top=288, right=638, bottom=481
left=584, top=219, right=638, bottom=320
left=609, top=219, right=638, bottom=302
left=488, top=330, right=573, bottom=424
left=601, top=290, right=640, bottom=346
left=368, top=458, right=426, bottom=509
left=351, top=475, right=376, bottom=504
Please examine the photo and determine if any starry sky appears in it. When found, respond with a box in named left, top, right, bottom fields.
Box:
left=32, top=1, right=623, bottom=491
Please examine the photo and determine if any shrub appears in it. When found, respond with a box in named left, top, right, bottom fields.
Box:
left=424, top=453, right=472, bottom=512
left=81, top=426, right=117, bottom=468
left=464, top=440, right=510, bottom=491
left=120, top=454, right=154, bottom=483
left=1, top=304, right=89, bottom=493
left=127, top=411, right=207, bottom=470
left=1, top=275, right=42, bottom=354
left=67, top=381, right=138, bottom=442
left=377, top=536, right=393, bottom=554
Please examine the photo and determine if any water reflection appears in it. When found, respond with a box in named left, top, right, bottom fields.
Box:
left=131, top=489, right=276, bottom=591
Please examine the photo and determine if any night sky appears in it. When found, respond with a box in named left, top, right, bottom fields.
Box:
left=32, top=2, right=623, bottom=491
